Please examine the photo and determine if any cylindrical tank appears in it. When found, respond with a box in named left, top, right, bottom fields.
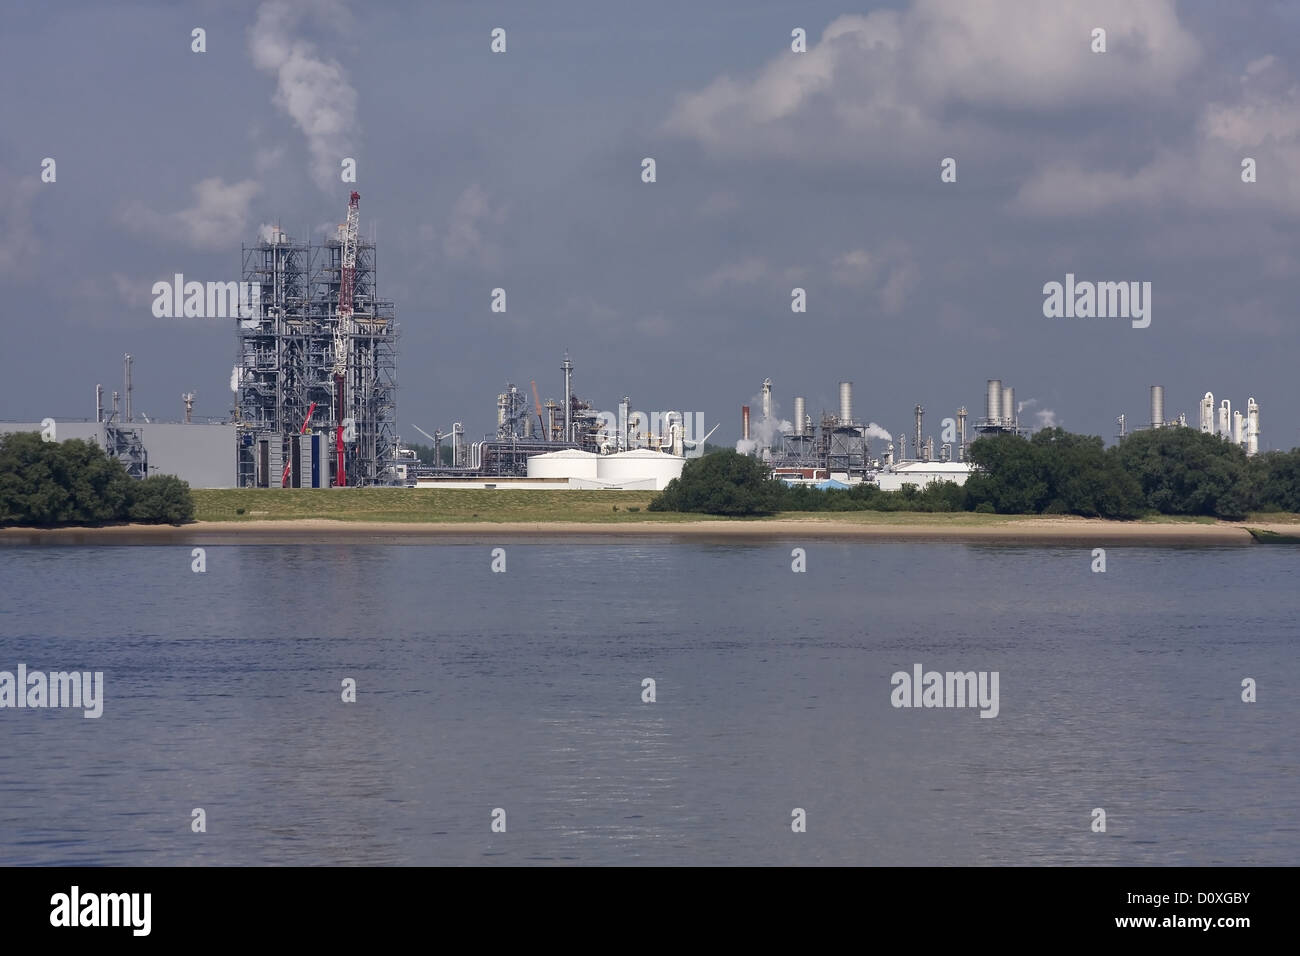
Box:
left=1233, top=410, right=1244, bottom=446
left=1002, top=386, right=1014, bottom=428
left=986, top=380, right=1002, bottom=425
left=596, top=449, right=686, bottom=490
left=1247, top=398, right=1260, bottom=456
left=839, top=382, right=853, bottom=424
left=1219, top=399, right=1231, bottom=439
left=793, top=397, right=806, bottom=437
left=1200, top=392, right=1214, bottom=433
left=1150, top=385, right=1164, bottom=429
left=527, top=449, right=600, bottom=480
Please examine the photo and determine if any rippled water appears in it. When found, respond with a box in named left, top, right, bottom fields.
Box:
left=0, top=539, right=1295, bottom=865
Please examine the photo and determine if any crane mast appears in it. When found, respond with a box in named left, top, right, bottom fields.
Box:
left=333, top=191, right=360, bottom=486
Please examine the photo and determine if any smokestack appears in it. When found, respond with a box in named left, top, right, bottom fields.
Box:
left=124, top=353, right=133, bottom=423
left=914, top=405, right=924, bottom=462
left=838, top=382, right=853, bottom=424
left=793, top=397, right=806, bottom=437
left=956, top=406, right=967, bottom=461
left=1002, top=386, right=1014, bottom=430
left=986, top=380, right=1002, bottom=426
left=95, top=384, right=103, bottom=424
left=561, top=351, right=573, bottom=442
left=761, top=378, right=773, bottom=422
left=1150, top=385, right=1164, bottom=429
left=742, top=405, right=750, bottom=441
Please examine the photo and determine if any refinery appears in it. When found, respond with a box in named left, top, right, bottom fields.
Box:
left=0, top=193, right=1267, bottom=490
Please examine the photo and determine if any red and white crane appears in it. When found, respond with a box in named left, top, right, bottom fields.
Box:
left=332, top=191, right=360, bottom=486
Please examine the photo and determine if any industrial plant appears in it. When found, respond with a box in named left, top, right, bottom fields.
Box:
left=0, top=191, right=1270, bottom=491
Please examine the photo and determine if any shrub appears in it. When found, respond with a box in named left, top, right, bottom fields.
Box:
left=127, top=475, right=195, bottom=525
left=649, top=450, right=784, bottom=516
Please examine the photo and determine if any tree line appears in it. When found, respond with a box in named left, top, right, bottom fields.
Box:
left=0, top=432, right=194, bottom=527
left=650, top=429, right=1300, bottom=519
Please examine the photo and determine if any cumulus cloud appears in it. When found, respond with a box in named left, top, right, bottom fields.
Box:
left=1014, top=55, right=1300, bottom=215
left=831, top=243, right=918, bottom=314
left=427, top=184, right=508, bottom=268
left=249, top=0, right=358, bottom=193
left=665, top=1, right=1199, bottom=159
left=120, top=177, right=261, bottom=249
left=696, top=257, right=768, bottom=292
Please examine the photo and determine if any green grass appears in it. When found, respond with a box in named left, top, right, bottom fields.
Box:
left=192, top=488, right=691, bottom=523
left=192, top=489, right=1300, bottom=525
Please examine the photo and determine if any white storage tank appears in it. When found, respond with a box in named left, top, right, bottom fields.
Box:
left=526, top=448, right=600, bottom=480
left=596, top=449, right=686, bottom=490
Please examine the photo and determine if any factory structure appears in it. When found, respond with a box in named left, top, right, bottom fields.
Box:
left=735, top=376, right=1265, bottom=493
left=404, top=351, right=712, bottom=490
left=234, top=191, right=397, bottom=488
left=1119, top=385, right=1261, bottom=456
left=0, top=191, right=1270, bottom=491
left=738, top=377, right=1030, bottom=490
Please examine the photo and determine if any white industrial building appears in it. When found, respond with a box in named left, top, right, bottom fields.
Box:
left=874, top=460, right=974, bottom=492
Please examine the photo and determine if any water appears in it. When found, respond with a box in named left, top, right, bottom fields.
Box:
left=0, top=539, right=1295, bottom=865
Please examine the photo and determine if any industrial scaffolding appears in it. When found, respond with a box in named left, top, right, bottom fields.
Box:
left=235, top=218, right=397, bottom=487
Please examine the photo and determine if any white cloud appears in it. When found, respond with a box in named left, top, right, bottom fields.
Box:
left=120, top=177, right=261, bottom=249
left=665, top=2, right=1199, bottom=159
left=434, top=184, right=508, bottom=268
left=1014, top=56, right=1300, bottom=215
left=831, top=242, right=917, bottom=314
left=249, top=0, right=358, bottom=193
left=696, top=257, right=767, bottom=292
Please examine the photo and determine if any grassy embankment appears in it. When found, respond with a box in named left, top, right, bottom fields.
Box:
left=190, top=489, right=1300, bottom=526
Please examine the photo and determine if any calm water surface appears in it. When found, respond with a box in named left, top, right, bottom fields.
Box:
left=0, top=539, right=1295, bottom=865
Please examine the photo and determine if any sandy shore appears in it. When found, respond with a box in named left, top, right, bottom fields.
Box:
left=2, top=516, right=1293, bottom=545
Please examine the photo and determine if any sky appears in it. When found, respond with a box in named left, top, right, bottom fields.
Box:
left=2, top=0, right=1298, bottom=450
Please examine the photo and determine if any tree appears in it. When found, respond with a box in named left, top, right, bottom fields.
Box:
left=0, top=431, right=194, bottom=526
left=1112, top=427, right=1253, bottom=519
left=649, top=450, right=784, bottom=515
left=127, top=475, right=195, bottom=524
left=0, top=432, right=132, bottom=526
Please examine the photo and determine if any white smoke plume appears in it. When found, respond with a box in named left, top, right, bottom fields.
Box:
left=1016, top=398, right=1059, bottom=430
left=864, top=422, right=891, bottom=441
left=249, top=0, right=359, bottom=193
left=736, top=390, right=791, bottom=454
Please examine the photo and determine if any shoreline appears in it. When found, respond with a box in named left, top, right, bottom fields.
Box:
left=1, top=516, right=1291, bottom=545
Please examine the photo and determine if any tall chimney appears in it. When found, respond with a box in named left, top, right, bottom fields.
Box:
left=124, top=353, right=133, bottom=423
left=914, top=405, right=924, bottom=462
left=838, top=382, right=853, bottom=424
left=742, top=405, right=750, bottom=442
left=1150, top=385, right=1164, bottom=429
left=561, top=351, right=573, bottom=442
left=793, top=397, right=806, bottom=437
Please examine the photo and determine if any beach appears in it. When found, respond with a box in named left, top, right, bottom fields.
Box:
left=2, top=515, right=1294, bottom=545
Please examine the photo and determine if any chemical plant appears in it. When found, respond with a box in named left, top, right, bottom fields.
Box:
left=235, top=191, right=397, bottom=488
left=0, top=190, right=1270, bottom=490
